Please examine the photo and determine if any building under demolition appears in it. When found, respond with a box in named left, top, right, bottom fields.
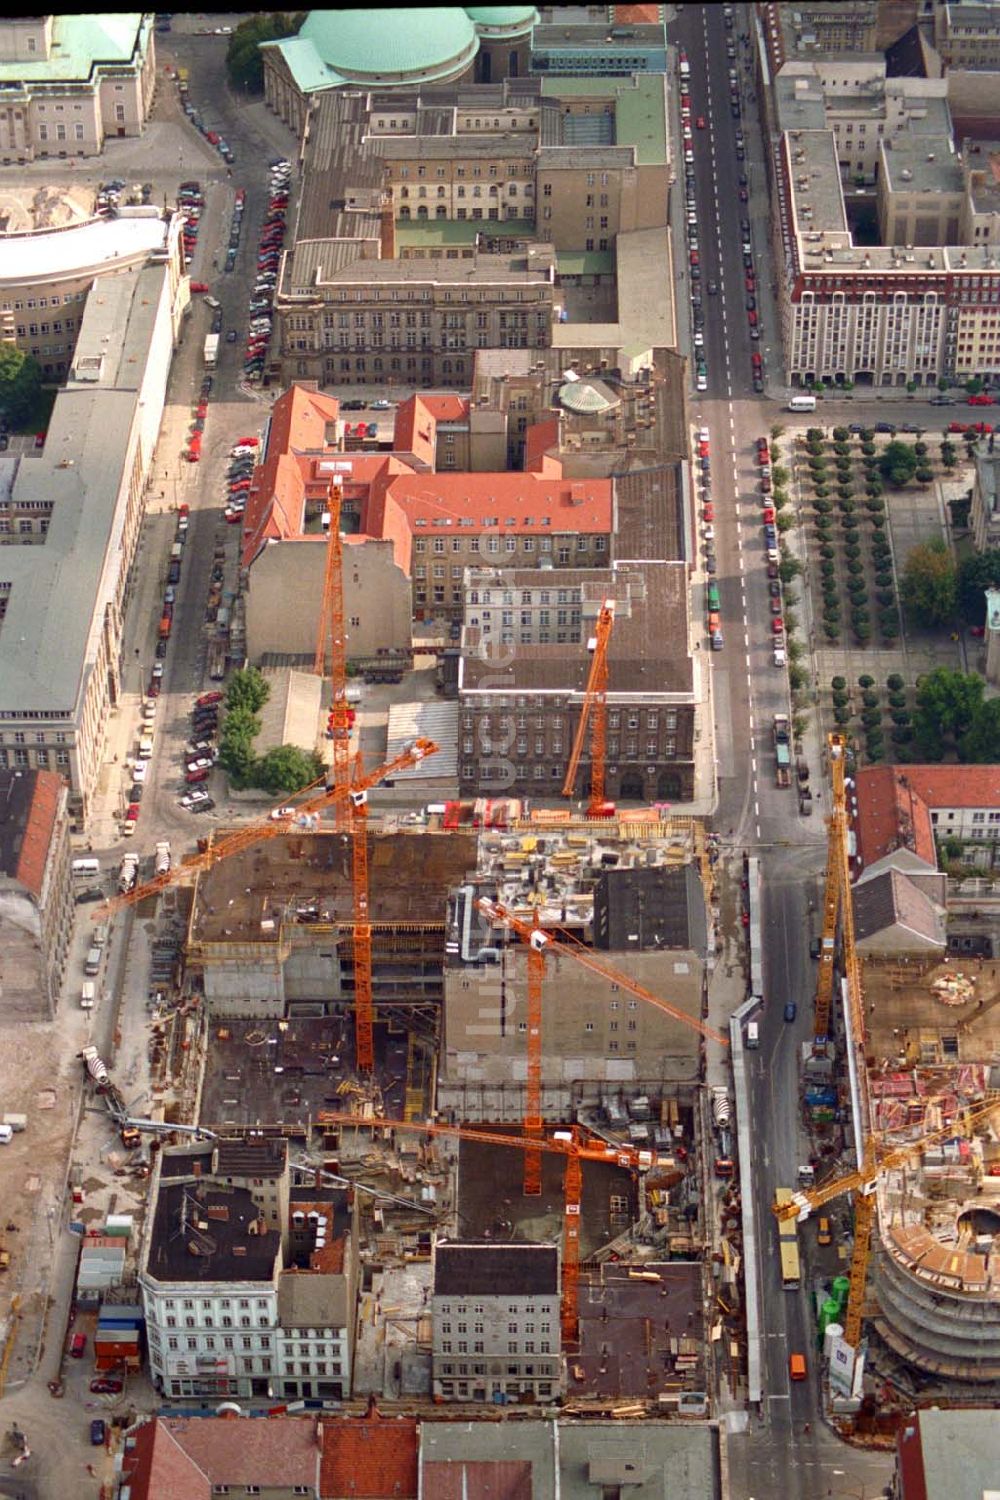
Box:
left=440, top=814, right=710, bottom=1122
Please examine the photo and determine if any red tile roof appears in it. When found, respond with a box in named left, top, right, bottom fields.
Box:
left=379, top=471, right=612, bottom=535
left=523, top=416, right=562, bottom=474
left=853, top=764, right=1000, bottom=871
left=320, top=1412, right=418, bottom=1499
left=612, top=3, right=663, bottom=22
left=14, top=770, right=64, bottom=900
left=422, top=1461, right=534, bottom=1500
left=122, top=1415, right=322, bottom=1499
left=393, top=394, right=471, bottom=469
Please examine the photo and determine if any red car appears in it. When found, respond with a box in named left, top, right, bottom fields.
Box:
left=178, top=502, right=190, bottom=517
left=703, top=503, right=715, bottom=521
left=196, top=691, right=224, bottom=708
left=235, top=436, right=259, bottom=447
left=186, top=767, right=210, bottom=783
left=757, top=447, right=770, bottom=464
left=772, top=617, right=784, bottom=634
left=762, top=506, right=775, bottom=524
left=235, top=188, right=246, bottom=204
left=689, top=250, right=699, bottom=265
left=90, top=1377, right=123, bottom=1395
left=696, top=116, right=706, bottom=129
left=971, top=421, right=993, bottom=435
left=968, top=393, right=995, bottom=406
left=751, top=353, right=763, bottom=368
left=206, top=131, right=220, bottom=146
left=970, top=624, right=986, bottom=637
left=748, top=310, right=758, bottom=326
left=190, top=281, right=209, bottom=293
left=184, top=448, right=201, bottom=463
left=34, top=430, right=46, bottom=448
left=698, top=441, right=710, bottom=458
left=745, top=275, right=755, bottom=293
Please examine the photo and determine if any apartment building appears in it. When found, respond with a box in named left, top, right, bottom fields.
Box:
left=971, top=449, right=1000, bottom=553
left=0, top=210, right=184, bottom=380
left=0, top=15, right=156, bottom=163
left=0, top=257, right=180, bottom=828
left=0, top=769, right=72, bottom=1021
left=933, top=1, right=1000, bottom=72
left=457, top=559, right=696, bottom=801
left=431, top=1241, right=562, bottom=1403
left=141, top=1138, right=358, bottom=1402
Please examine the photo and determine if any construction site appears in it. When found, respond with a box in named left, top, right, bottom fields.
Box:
left=774, top=734, right=1000, bottom=1425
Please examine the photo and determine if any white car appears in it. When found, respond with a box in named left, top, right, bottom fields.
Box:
left=696, top=374, right=708, bottom=391
left=684, top=148, right=694, bottom=165
left=132, top=760, right=148, bottom=784
left=269, top=805, right=296, bottom=821
left=702, top=523, right=715, bottom=541
left=179, top=788, right=211, bottom=809
left=698, top=427, right=710, bottom=443
left=187, top=757, right=214, bottom=775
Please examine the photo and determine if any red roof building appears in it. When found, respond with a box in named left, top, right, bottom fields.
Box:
left=853, top=765, right=1000, bottom=872
left=319, top=1408, right=419, bottom=1500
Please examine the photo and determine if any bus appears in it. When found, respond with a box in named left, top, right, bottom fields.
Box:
left=775, top=1187, right=802, bottom=1288
left=779, top=1238, right=801, bottom=1290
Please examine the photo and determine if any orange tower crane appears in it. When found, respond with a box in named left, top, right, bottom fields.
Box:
left=775, top=1096, right=1000, bottom=1349
left=316, top=1111, right=656, bottom=1344
left=475, top=897, right=729, bottom=1193
left=314, top=477, right=353, bottom=818
left=93, top=740, right=439, bottom=920
left=350, top=752, right=375, bottom=1071
left=813, top=732, right=859, bottom=1043
left=561, top=601, right=615, bottom=818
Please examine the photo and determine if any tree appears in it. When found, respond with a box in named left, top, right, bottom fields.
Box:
left=218, top=705, right=261, bottom=784
left=0, top=343, right=42, bottom=426
left=901, top=539, right=956, bottom=628
left=772, top=465, right=790, bottom=489
left=778, top=556, right=801, bottom=584
left=956, top=549, right=1000, bottom=625
left=879, top=440, right=919, bottom=487
left=914, top=668, right=984, bottom=759
left=226, top=12, right=304, bottom=93
left=226, top=665, right=270, bottom=716
left=966, top=376, right=984, bottom=396
left=960, top=698, right=1000, bottom=763
left=253, top=744, right=325, bottom=794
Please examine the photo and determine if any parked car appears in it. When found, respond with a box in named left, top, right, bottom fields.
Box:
left=90, top=1418, right=107, bottom=1446
left=90, top=1376, right=124, bottom=1394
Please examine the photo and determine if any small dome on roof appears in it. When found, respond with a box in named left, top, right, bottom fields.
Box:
left=558, top=378, right=621, bottom=415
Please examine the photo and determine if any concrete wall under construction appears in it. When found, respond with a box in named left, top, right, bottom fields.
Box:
left=201, top=954, right=286, bottom=1014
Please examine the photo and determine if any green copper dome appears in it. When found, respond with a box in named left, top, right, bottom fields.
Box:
left=465, top=6, right=538, bottom=32
left=297, top=8, right=478, bottom=81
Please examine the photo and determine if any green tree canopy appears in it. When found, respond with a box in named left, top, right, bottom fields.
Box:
left=878, top=440, right=919, bottom=486
left=218, top=704, right=261, bottom=783
left=956, top=549, right=1000, bottom=625
left=226, top=12, right=304, bottom=93
left=226, top=665, right=270, bottom=716
left=960, top=698, right=1000, bottom=764
left=900, top=539, right=956, bottom=628
left=914, top=669, right=984, bottom=759
left=254, top=744, right=326, bottom=795
left=0, top=343, right=42, bottom=426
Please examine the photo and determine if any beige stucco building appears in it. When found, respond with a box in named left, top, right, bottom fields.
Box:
left=0, top=15, right=155, bottom=164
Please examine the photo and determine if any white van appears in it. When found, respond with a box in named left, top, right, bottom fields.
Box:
left=81, top=982, right=96, bottom=1010
left=746, top=1020, right=759, bottom=1048
left=84, top=946, right=102, bottom=976
left=788, top=394, right=817, bottom=412
left=72, top=857, right=101, bottom=880
left=138, top=736, right=154, bottom=760
left=0, top=1125, right=13, bottom=1146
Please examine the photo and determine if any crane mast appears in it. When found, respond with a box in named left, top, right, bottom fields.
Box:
left=561, top=602, right=615, bottom=818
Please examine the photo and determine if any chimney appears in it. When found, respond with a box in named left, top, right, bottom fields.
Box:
left=380, top=206, right=396, bottom=261
left=314, top=1166, right=323, bottom=1190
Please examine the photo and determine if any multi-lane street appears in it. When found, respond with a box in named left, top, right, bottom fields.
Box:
left=669, top=6, right=896, bottom=1495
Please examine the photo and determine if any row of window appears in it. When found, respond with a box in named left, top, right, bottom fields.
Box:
left=438, top=1379, right=554, bottom=1396
left=471, top=710, right=677, bottom=731
left=440, top=1340, right=551, bottom=1353
left=0, top=748, right=69, bottom=769
left=397, top=163, right=531, bottom=179
left=440, top=1321, right=550, bottom=1334
left=398, top=183, right=530, bottom=198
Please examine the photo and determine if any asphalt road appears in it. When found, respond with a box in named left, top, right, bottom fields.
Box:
left=669, top=7, right=893, bottom=1497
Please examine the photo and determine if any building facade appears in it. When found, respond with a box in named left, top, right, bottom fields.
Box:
left=0, top=15, right=156, bottom=163
left=0, top=768, right=72, bottom=1021
left=0, top=252, right=182, bottom=828
left=0, top=211, right=182, bottom=380
left=431, top=1240, right=561, bottom=1403
left=457, top=561, right=696, bottom=801
left=141, top=1139, right=357, bottom=1402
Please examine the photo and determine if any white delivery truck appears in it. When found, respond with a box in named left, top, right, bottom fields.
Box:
left=204, top=332, right=219, bottom=368
left=787, top=394, right=817, bottom=412
left=81, top=982, right=96, bottom=1010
